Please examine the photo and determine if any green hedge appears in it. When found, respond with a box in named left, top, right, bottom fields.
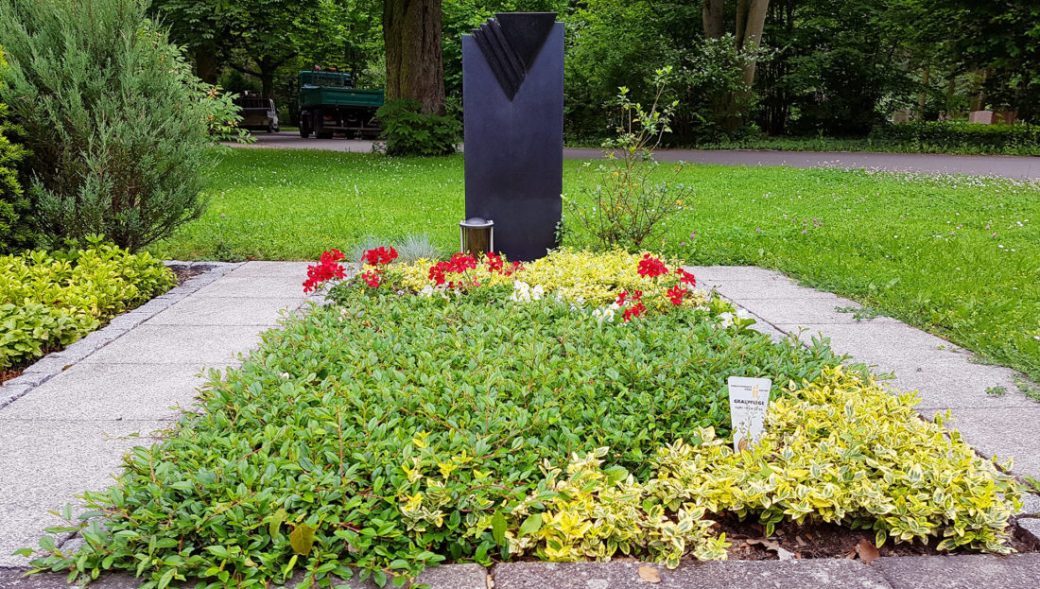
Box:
left=870, top=121, right=1040, bottom=152
left=0, top=241, right=175, bottom=369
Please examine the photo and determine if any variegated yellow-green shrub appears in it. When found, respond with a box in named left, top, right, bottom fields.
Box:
left=504, top=448, right=729, bottom=567
left=501, top=367, right=1020, bottom=567
left=382, top=248, right=709, bottom=308
left=649, top=366, right=1021, bottom=553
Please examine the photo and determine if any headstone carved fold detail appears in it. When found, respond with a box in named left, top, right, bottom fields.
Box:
left=463, top=12, right=563, bottom=261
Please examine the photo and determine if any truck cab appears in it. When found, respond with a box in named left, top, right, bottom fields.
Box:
left=298, top=71, right=385, bottom=139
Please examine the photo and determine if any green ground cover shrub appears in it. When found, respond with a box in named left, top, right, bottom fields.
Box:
left=30, top=251, right=1021, bottom=587
left=0, top=240, right=174, bottom=369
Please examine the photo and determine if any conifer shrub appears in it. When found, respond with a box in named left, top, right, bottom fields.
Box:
left=0, top=0, right=215, bottom=250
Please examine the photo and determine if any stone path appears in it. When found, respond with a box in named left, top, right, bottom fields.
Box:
left=1, top=262, right=1038, bottom=586
left=0, top=261, right=312, bottom=567
left=232, top=133, right=1040, bottom=180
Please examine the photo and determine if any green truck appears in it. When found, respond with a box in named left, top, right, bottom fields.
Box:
left=298, top=71, right=384, bottom=139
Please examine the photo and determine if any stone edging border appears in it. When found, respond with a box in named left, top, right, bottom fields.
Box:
left=0, top=261, right=241, bottom=411
left=3, top=555, right=1040, bottom=589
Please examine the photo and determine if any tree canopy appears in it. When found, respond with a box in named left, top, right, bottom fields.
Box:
left=153, top=0, right=1040, bottom=140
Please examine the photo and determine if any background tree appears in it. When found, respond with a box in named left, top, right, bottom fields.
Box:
left=383, top=0, right=446, bottom=114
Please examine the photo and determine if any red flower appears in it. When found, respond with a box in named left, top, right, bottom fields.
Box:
left=303, top=249, right=347, bottom=293
left=632, top=290, right=643, bottom=301
left=676, top=268, right=696, bottom=287
left=486, top=252, right=504, bottom=273
left=428, top=253, right=479, bottom=287
left=504, top=261, right=524, bottom=276
left=362, top=246, right=399, bottom=266
left=360, top=270, right=381, bottom=288
left=666, top=285, right=685, bottom=306
left=448, top=253, right=478, bottom=273
left=637, top=254, right=669, bottom=278
left=616, top=291, right=628, bottom=306
left=622, top=302, right=646, bottom=322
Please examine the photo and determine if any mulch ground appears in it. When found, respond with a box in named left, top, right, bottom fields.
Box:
left=717, top=514, right=1039, bottom=561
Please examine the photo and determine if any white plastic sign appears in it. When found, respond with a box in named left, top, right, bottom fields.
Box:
left=727, top=377, right=772, bottom=452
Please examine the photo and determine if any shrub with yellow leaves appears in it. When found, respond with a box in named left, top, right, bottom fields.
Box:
left=648, top=366, right=1022, bottom=553
left=506, top=448, right=729, bottom=568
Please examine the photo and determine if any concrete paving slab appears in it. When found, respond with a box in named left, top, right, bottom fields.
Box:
left=80, top=325, right=273, bottom=365
left=734, top=296, right=898, bottom=326
left=713, top=278, right=839, bottom=300
left=0, top=385, right=31, bottom=408
left=885, top=359, right=1036, bottom=412
left=0, top=420, right=164, bottom=507
left=1020, top=493, right=1040, bottom=517
left=0, top=364, right=215, bottom=421
left=0, top=503, right=75, bottom=568
left=492, top=560, right=892, bottom=589
left=684, top=265, right=781, bottom=283
left=939, top=407, right=1040, bottom=476
left=0, top=570, right=138, bottom=588
left=146, top=296, right=303, bottom=326
left=777, top=321, right=969, bottom=368
left=0, top=564, right=489, bottom=588
left=227, top=261, right=312, bottom=278
left=193, top=276, right=307, bottom=298
left=876, top=554, right=1040, bottom=589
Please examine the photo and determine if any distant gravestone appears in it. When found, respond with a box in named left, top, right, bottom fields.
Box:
left=462, top=13, right=564, bottom=261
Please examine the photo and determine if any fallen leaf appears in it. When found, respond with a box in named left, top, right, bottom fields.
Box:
left=746, top=538, right=796, bottom=561
left=855, top=538, right=881, bottom=564
left=637, top=565, right=661, bottom=583
left=486, top=573, right=495, bottom=589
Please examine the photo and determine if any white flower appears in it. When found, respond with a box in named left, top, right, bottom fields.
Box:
left=719, top=309, right=753, bottom=328
left=418, top=285, right=435, bottom=297
left=592, top=307, right=616, bottom=324
left=510, top=281, right=544, bottom=303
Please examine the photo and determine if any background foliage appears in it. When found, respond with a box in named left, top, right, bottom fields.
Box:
left=156, top=0, right=1040, bottom=143
left=0, top=0, right=222, bottom=251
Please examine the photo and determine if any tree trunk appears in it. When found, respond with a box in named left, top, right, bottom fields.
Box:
left=702, top=0, right=725, bottom=39
left=740, top=0, right=770, bottom=86
left=918, top=67, right=930, bottom=119
left=383, top=0, right=445, bottom=115
left=194, top=47, right=221, bottom=85
left=735, top=0, right=749, bottom=48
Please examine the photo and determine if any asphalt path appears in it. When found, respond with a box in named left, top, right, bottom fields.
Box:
left=232, top=132, right=1040, bottom=179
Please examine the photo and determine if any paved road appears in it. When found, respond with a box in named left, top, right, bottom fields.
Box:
left=233, top=132, right=1040, bottom=179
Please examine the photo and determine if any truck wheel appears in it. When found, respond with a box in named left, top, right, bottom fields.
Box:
left=299, top=113, right=311, bottom=138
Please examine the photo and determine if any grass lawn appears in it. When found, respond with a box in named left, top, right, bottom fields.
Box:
left=152, top=148, right=1040, bottom=382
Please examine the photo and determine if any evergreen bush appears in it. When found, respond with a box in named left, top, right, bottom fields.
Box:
left=0, top=49, right=28, bottom=254
left=0, top=0, right=214, bottom=250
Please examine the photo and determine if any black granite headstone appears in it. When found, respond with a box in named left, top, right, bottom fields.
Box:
left=463, top=13, right=564, bottom=261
